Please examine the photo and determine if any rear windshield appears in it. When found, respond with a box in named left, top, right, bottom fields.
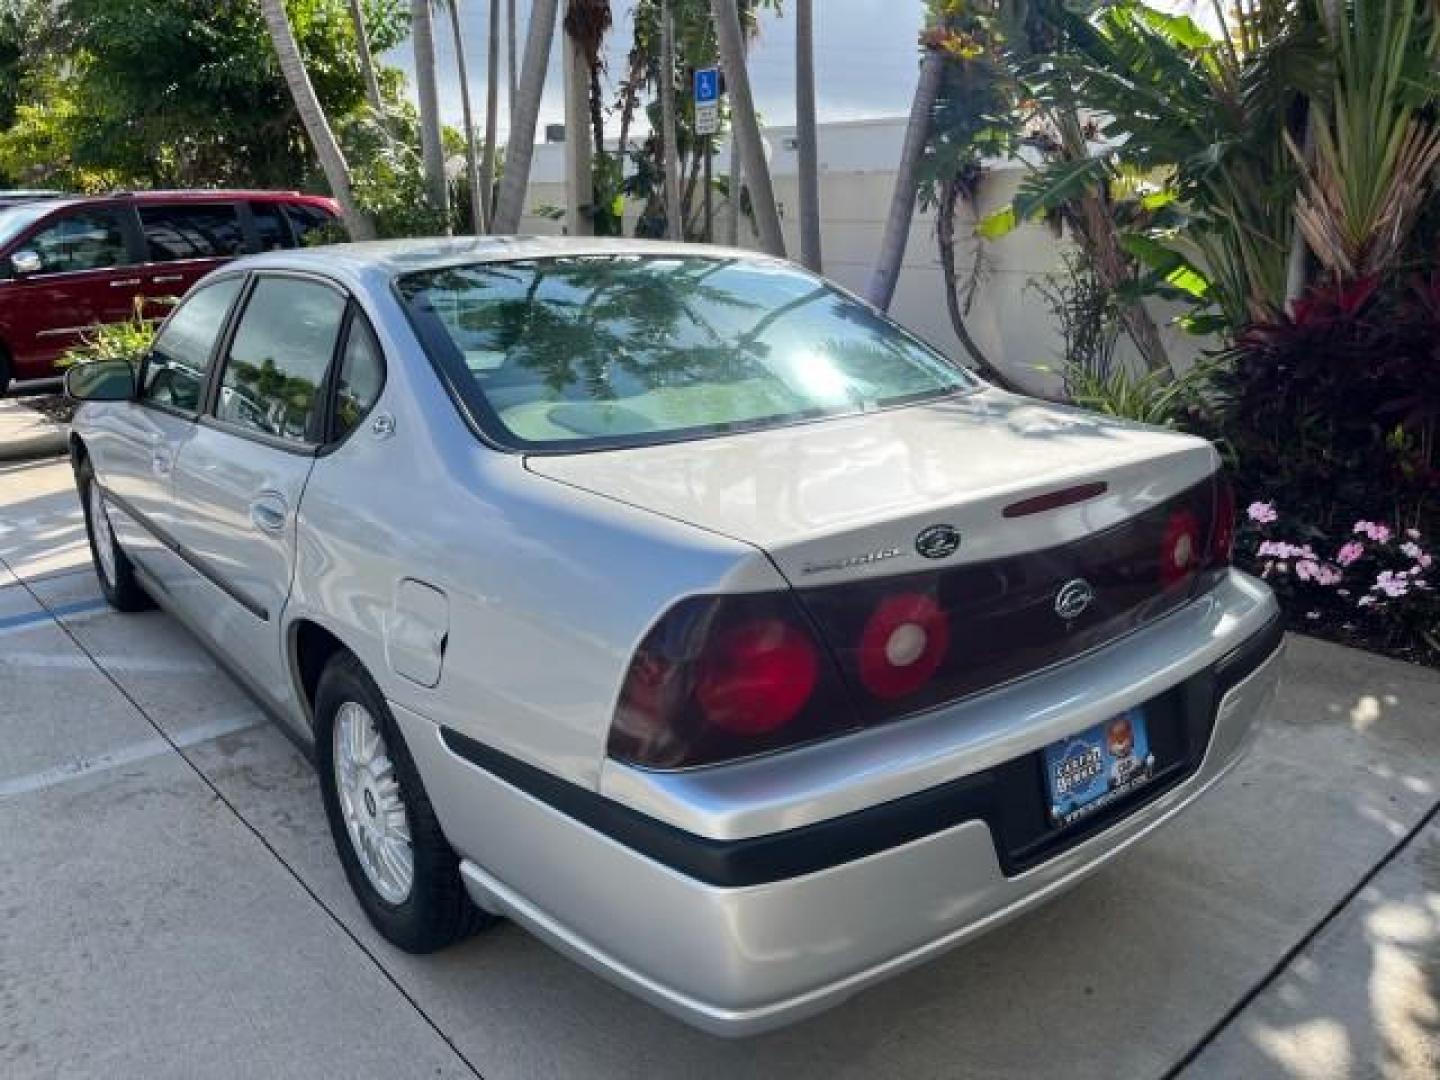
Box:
left=395, top=254, right=975, bottom=451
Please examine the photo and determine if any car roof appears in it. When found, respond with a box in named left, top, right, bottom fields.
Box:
left=12, top=190, right=334, bottom=214
left=232, top=236, right=784, bottom=280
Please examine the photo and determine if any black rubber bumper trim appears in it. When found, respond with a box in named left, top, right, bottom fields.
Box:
left=440, top=613, right=1285, bottom=889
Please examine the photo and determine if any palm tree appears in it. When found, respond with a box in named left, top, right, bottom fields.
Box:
left=481, top=0, right=501, bottom=229
left=492, top=0, right=561, bottom=233
left=866, top=43, right=943, bottom=310
left=710, top=0, right=784, bottom=256
left=260, top=0, right=375, bottom=239
left=346, top=0, right=387, bottom=117
left=563, top=1, right=613, bottom=236
left=795, top=0, right=820, bottom=271
left=507, top=0, right=519, bottom=128
left=659, top=1, right=683, bottom=240
left=440, top=0, right=485, bottom=233
left=411, top=0, right=451, bottom=226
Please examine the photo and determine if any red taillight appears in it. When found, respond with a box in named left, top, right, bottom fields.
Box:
left=696, top=619, right=818, bottom=734
left=857, top=592, right=950, bottom=698
left=609, top=592, right=856, bottom=768
left=1160, top=509, right=1202, bottom=587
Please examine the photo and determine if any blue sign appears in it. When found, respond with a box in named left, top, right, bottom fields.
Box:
left=694, top=67, right=720, bottom=105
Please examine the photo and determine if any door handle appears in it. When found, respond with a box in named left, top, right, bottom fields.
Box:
left=249, top=493, right=289, bottom=533
left=151, top=274, right=184, bottom=284
left=110, top=278, right=142, bottom=288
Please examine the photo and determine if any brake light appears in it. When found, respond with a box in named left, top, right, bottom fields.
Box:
left=609, top=592, right=856, bottom=768
left=696, top=620, right=818, bottom=734
left=857, top=592, right=950, bottom=698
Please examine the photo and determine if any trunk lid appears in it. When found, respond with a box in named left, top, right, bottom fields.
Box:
left=525, top=390, right=1220, bottom=585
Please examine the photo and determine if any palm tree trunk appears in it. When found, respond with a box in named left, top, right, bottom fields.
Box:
left=710, top=0, right=784, bottom=256
left=507, top=0, right=519, bottom=128
left=444, top=0, right=485, bottom=235
left=481, top=0, right=500, bottom=229
left=660, top=1, right=684, bottom=241
left=866, top=47, right=942, bottom=309
left=725, top=131, right=742, bottom=245
left=795, top=0, right=821, bottom=272
left=260, top=0, right=375, bottom=240
left=937, top=177, right=1018, bottom=391
left=411, top=0, right=451, bottom=227
left=562, top=23, right=594, bottom=236
left=347, top=0, right=386, bottom=117
left=492, top=0, right=560, bottom=234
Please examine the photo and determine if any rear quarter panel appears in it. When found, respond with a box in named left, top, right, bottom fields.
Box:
left=286, top=277, right=779, bottom=789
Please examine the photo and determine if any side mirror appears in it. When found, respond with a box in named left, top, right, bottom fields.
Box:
left=64, top=360, right=136, bottom=402
left=9, top=249, right=42, bottom=275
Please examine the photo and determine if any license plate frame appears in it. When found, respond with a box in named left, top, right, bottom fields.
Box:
left=1043, top=707, right=1156, bottom=829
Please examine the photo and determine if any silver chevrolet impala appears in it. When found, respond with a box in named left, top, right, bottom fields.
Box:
left=65, top=238, right=1283, bottom=1035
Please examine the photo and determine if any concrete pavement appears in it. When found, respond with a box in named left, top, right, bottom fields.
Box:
left=0, top=397, right=67, bottom=463
left=1, top=456, right=1437, bottom=1079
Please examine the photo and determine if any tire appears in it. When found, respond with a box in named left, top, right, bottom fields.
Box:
left=315, top=651, right=493, bottom=953
left=78, top=457, right=150, bottom=612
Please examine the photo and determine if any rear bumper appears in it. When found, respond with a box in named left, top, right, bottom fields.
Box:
left=397, top=570, right=1282, bottom=1036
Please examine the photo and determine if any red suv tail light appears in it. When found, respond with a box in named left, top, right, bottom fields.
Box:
left=608, top=592, right=858, bottom=768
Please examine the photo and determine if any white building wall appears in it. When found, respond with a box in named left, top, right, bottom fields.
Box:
left=519, top=118, right=1205, bottom=396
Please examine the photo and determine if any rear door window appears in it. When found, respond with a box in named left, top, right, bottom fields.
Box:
left=283, top=203, right=335, bottom=247
left=331, top=314, right=385, bottom=439
left=22, top=210, right=130, bottom=274
left=140, top=276, right=244, bottom=413
left=140, top=203, right=246, bottom=262
left=214, top=276, right=347, bottom=443
left=249, top=201, right=293, bottom=251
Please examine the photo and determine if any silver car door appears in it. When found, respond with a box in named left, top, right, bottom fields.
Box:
left=89, top=274, right=244, bottom=597
left=163, top=272, right=347, bottom=705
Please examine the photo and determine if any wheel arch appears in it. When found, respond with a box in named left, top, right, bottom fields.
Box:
left=288, top=616, right=365, bottom=731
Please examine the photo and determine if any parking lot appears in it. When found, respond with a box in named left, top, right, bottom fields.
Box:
left=2, top=451, right=1438, bottom=1079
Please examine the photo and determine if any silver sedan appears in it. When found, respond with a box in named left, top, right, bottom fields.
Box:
left=65, top=239, right=1282, bottom=1036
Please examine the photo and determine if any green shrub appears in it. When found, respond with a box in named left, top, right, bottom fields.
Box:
left=58, top=297, right=162, bottom=370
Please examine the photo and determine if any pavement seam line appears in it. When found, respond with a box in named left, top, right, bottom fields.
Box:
left=0, top=551, right=487, bottom=1080
left=1163, top=793, right=1440, bottom=1079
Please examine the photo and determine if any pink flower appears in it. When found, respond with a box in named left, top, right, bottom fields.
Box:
left=1406, top=528, right=1421, bottom=540
left=1353, top=520, right=1392, bottom=544
left=1374, top=570, right=1409, bottom=598
left=1336, top=541, right=1365, bottom=566
left=1247, top=501, right=1278, bottom=524
left=1400, top=541, right=1427, bottom=561
left=1357, top=595, right=1377, bottom=608
left=1257, top=540, right=1316, bottom=561
left=1315, top=564, right=1342, bottom=586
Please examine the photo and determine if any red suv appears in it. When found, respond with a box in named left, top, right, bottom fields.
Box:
left=0, top=190, right=339, bottom=393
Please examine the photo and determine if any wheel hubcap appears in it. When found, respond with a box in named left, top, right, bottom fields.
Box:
left=89, top=482, right=117, bottom=588
left=333, top=702, right=414, bottom=905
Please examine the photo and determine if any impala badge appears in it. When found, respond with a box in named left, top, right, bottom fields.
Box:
left=1055, top=578, right=1095, bottom=621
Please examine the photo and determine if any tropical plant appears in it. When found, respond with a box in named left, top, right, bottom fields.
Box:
left=1289, top=0, right=1440, bottom=283
left=1003, top=0, right=1325, bottom=332
left=260, top=0, right=376, bottom=238
left=58, top=297, right=161, bottom=371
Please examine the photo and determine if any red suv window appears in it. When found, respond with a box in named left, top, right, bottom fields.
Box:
left=140, top=203, right=246, bottom=261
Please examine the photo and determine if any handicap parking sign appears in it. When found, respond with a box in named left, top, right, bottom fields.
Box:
left=694, top=67, right=719, bottom=105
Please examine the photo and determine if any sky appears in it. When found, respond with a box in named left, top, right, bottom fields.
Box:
left=386, top=0, right=932, bottom=141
